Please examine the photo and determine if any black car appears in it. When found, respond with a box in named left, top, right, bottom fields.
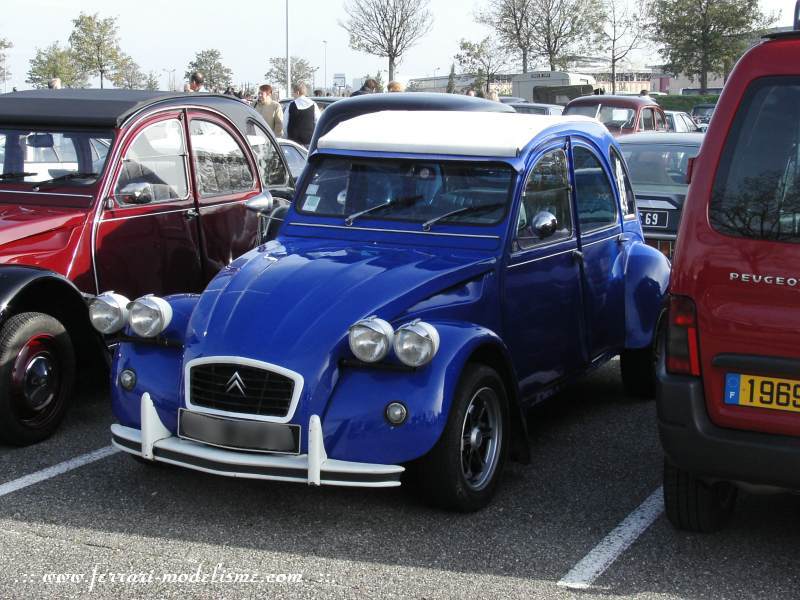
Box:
left=618, top=131, right=704, bottom=258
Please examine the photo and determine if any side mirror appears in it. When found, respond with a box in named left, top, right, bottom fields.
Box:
left=116, top=182, right=153, bottom=205
left=245, top=191, right=275, bottom=216
left=532, top=211, right=558, bottom=239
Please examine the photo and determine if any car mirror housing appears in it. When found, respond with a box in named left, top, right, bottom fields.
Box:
left=245, top=191, right=275, bottom=216
left=115, top=182, right=154, bottom=205
left=532, top=211, right=558, bottom=239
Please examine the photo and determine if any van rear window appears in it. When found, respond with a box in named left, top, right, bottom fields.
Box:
left=709, top=77, right=800, bottom=243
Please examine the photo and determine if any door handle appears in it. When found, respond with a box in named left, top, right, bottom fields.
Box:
left=185, top=208, right=199, bottom=220
left=572, top=250, right=584, bottom=264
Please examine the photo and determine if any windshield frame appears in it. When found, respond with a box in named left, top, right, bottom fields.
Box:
left=293, top=152, right=519, bottom=231
left=0, top=126, right=115, bottom=190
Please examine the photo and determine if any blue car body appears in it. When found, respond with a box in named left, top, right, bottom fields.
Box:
left=108, top=111, right=670, bottom=490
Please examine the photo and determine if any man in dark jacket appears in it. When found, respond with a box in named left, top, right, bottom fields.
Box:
left=283, top=82, right=320, bottom=146
left=350, top=78, right=378, bottom=97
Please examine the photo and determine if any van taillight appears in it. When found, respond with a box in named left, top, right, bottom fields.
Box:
left=666, top=295, right=701, bottom=376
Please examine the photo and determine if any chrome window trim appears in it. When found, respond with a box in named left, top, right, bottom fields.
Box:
left=0, top=189, right=93, bottom=199
left=288, top=222, right=500, bottom=240
left=507, top=244, right=576, bottom=268
left=99, top=197, right=250, bottom=223
left=184, top=356, right=305, bottom=424
left=582, top=231, right=621, bottom=247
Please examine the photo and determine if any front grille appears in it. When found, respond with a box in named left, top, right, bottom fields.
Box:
left=189, top=363, right=295, bottom=418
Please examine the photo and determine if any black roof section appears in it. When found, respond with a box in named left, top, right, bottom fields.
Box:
left=0, top=89, right=252, bottom=128
left=308, top=92, right=514, bottom=153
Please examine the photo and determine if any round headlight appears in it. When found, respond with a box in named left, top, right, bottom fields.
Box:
left=88, top=292, right=130, bottom=334
left=348, top=317, right=394, bottom=363
left=393, top=321, right=440, bottom=367
left=129, top=295, right=173, bottom=338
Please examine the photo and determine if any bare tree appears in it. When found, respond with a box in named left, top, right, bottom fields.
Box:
left=528, top=0, right=604, bottom=70
left=476, top=0, right=536, bottom=73
left=600, top=0, right=648, bottom=93
left=0, top=38, right=12, bottom=88
left=340, top=0, right=433, bottom=81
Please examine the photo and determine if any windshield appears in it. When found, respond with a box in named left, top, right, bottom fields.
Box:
left=296, top=157, right=515, bottom=227
left=0, top=128, right=113, bottom=185
left=692, top=106, right=714, bottom=117
left=566, top=104, right=635, bottom=131
left=621, top=143, right=700, bottom=189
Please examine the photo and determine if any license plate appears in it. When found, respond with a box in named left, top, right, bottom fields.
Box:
left=178, top=409, right=301, bottom=454
left=724, top=373, right=800, bottom=413
left=639, top=209, right=669, bottom=229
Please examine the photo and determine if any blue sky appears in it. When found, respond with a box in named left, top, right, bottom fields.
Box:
left=1, top=0, right=792, bottom=92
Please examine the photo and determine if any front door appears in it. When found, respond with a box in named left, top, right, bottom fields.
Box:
left=503, top=145, right=586, bottom=398
left=570, top=142, right=625, bottom=360
left=94, top=113, right=204, bottom=298
left=186, top=112, right=261, bottom=276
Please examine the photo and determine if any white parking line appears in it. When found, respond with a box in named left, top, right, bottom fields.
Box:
left=0, top=446, right=119, bottom=499
left=558, top=486, right=664, bottom=590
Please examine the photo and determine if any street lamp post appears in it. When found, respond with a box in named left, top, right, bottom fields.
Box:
left=323, top=40, right=328, bottom=94
left=433, top=67, right=440, bottom=92
left=162, top=68, right=176, bottom=91
left=285, top=0, right=291, bottom=97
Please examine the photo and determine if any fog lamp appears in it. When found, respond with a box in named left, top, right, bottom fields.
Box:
left=385, top=402, right=408, bottom=425
left=119, top=369, right=137, bottom=391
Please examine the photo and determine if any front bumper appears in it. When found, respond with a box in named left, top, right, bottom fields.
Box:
left=657, top=370, right=800, bottom=490
left=111, top=393, right=404, bottom=488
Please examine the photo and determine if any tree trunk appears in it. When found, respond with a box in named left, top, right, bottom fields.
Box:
left=100, top=70, right=104, bottom=89
left=388, top=57, right=395, bottom=82
left=611, top=59, right=616, bottom=94
left=522, top=48, right=528, bottom=74
left=549, top=55, right=556, bottom=71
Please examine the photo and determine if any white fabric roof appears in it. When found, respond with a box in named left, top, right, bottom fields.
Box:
left=317, top=110, right=595, bottom=158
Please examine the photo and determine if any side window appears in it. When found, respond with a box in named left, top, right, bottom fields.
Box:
left=611, top=149, right=636, bottom=217
left=640, top=109, right=655, bottom=131
left=654, top=110, right=666, bottom=131
left=517, top=148, right=573, bottom=250
left=573, top=146, right=618, bottom=231
left=189, top=120, right=255, bottom=197
left=246, top=121, right=290, bottom=187
left=281, top=145, right=307, bottom=179
left=116, top=119, right=188, bottom=205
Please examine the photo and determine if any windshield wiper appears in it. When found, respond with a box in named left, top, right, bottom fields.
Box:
left=0, top=172, right=36, bottom=181
left=33, top=172, right=99, bottom=191
left=422, top=202, right=506, bottom=231
left=344, top=194, right=424, bottom=226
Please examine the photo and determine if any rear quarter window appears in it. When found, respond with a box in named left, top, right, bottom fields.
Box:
left=710, top=77, right=800, bottom=243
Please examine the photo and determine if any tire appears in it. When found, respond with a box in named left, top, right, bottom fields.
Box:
left=413, top=364, right=509, bottom=512
left=0, top=312, right=76, bottom=446
left=621, top=322, right=663, bottom=399
left=663, top=460, right=737, bottom=532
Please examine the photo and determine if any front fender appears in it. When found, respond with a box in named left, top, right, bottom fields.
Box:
left=0, top=264, right=83, bottom=323
left=624, top=241, right=670, bottom=349
left=322, top=321, right=512, bottom=465
left=110, top=294, right=199, bottom=430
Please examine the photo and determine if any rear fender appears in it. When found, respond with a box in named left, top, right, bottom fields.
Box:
left=624, top=241, right=670, bottom=349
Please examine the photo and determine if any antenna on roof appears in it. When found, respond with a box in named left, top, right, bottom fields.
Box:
left=795, top=0, right=799, bottom=30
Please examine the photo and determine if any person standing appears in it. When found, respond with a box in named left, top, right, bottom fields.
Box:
left=254, top=84, right=283, bottom=137
left=283, top=82, right=320, bottom=146
left=350, top=78, right=378, bottom=96
left=387, top=81, right=405, bottom=92
left=189, top=72, right=208, bottom=92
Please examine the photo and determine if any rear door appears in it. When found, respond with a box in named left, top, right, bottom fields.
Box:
left=696, top=76, right=800, bottom=436
left=95, top=113, right=204, bottom=298
left=186, top=112, right=261, bottom=276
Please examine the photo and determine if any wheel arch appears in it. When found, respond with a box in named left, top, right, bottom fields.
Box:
left=0, top=266, right=105, bottom=374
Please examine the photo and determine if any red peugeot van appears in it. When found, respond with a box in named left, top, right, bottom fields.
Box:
left=657, top=5, right=800, bottom=532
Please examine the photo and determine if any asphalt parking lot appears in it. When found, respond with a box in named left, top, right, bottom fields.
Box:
left=1, top=361, right=799, bottom=599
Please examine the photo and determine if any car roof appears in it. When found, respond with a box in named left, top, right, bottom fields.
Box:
left=0, top=89, right=251, bottom=128
left=567, top=94, right=659, bottom=108
left=618, top=131, right=704, bottom=145
left=318, top=110, right=597, bottom=158
left=510, top=102, right=563, bottom=110
left=309, top=92, right=514, bottom=153
left=664, top=110, right=690, bottom=115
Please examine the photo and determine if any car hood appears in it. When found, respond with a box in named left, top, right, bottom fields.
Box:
left=0, top=203, right=88, bottom=247
left=184, top=238, right=495, bottom=369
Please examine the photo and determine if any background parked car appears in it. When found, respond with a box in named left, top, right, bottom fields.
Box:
left=657, top=22, right=800, bottom=532
left=690, top=102, right=716, bottom=126
left=665, top=110, right=702, bottom=133
left=0, top=89, right=296, bottom=446
left=277, top=138, right=308, bottom=179
left=618, top=132, right=703, bottom=258
left=510, top=102, right=564, bottom=115
left=564, top=95, right=668, bottom=136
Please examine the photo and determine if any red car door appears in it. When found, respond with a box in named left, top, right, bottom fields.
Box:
left=94, top=112, right=205, bottom=299
left=185, top=111, right=261, bottom=277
